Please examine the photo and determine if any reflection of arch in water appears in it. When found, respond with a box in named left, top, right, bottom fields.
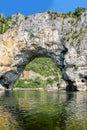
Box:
left=0, top=90, right=5, bottom=97
left=1, top=90, right=87, bottom=129
left=0, top=90, right=70, bottom=130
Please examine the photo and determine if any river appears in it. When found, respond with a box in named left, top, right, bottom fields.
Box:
left=0, top=90, right=87, bottom=130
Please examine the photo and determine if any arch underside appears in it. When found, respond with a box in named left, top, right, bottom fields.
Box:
left=0, top=45, right=77, bottom=91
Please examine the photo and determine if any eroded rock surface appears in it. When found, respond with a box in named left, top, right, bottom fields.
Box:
left=0, top=12, right=87, bottom=90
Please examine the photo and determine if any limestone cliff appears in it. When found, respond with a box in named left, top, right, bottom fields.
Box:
left=0, top=11, right=87, bottom=90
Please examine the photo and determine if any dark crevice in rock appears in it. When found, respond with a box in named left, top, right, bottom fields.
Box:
left=60, top=42, right=78, bottom=91
left=0, top=76, right=10, bottom=89
left=66, top=80, right=78, bottom=91
left=84, top=76, right=87, bottom=80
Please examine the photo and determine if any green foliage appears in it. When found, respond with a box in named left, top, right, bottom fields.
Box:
left=74, top=66, right=78, bottom=70
left=46, top=78, right=53, bottom=85
left=72, top=33, right=79, bottom=40
left=0, top=14, right=16, bottom=34
left=25, top=57, right=61, bottom=77
left=14, top=77, right=46, bottom=88
left=30, top=33, right=35, bottom=39
left=25, top=16, right=28, bottom=20
left=73, top=7, right=86, bottom=17
left=48, top=7, right=86, bottom=20
left=47, top=11, right=68, bottom=19
left=12, top=21, right=16, bottom=25
left=14, top=57, right=62, bottom=88
left=67, top=7, right=86, bottom=18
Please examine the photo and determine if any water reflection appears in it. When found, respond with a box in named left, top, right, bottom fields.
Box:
left=0, top=90, right=87, bottom=130
left=0, top=90, right=5, bottom=97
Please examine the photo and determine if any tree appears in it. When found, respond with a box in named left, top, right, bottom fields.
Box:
left=73, top=7, right=86, bottom=17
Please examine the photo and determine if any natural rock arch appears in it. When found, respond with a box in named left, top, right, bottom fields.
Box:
left=0, top=25, right=67, bottom=89
left=0, top=12, right=87, bottom=90
left=0, top=39, right=67, bottom=89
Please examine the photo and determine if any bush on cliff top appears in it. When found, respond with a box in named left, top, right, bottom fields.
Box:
left=48, top=7, right=86, bottom=19
left=0, top=14, right=16, bottom=34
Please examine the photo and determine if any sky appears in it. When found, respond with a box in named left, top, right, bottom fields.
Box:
left=0, top=0, right=87, bottom=16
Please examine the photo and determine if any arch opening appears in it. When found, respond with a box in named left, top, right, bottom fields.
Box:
left=0, top=44, right=77, bottom=91
left=14, top=57, right=64, bottom=90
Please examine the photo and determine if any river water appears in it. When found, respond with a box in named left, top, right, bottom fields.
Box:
left=0, top=90, right=87, bottom=130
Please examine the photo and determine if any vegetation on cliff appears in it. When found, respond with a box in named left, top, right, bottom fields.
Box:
left=0, top=7, right=86, bottom=34
left=0, top=14, right=16, bottom=34
left=25, top=57, right=61, bottom=77
left=47, top=7, right=86, bottom=19
left=14, top=57, right=62, bottom=88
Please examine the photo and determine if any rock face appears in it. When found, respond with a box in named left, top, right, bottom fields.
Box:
left=0, top=11, right=87, bottom=90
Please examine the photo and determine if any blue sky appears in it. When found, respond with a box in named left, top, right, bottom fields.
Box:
left=0, top=0, right=87, bottom=16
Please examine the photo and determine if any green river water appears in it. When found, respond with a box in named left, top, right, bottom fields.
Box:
left=0, top=90, right=87, bottom=130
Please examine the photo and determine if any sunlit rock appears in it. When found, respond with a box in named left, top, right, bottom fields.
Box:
left=0, top=11, right=87, bottom=90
